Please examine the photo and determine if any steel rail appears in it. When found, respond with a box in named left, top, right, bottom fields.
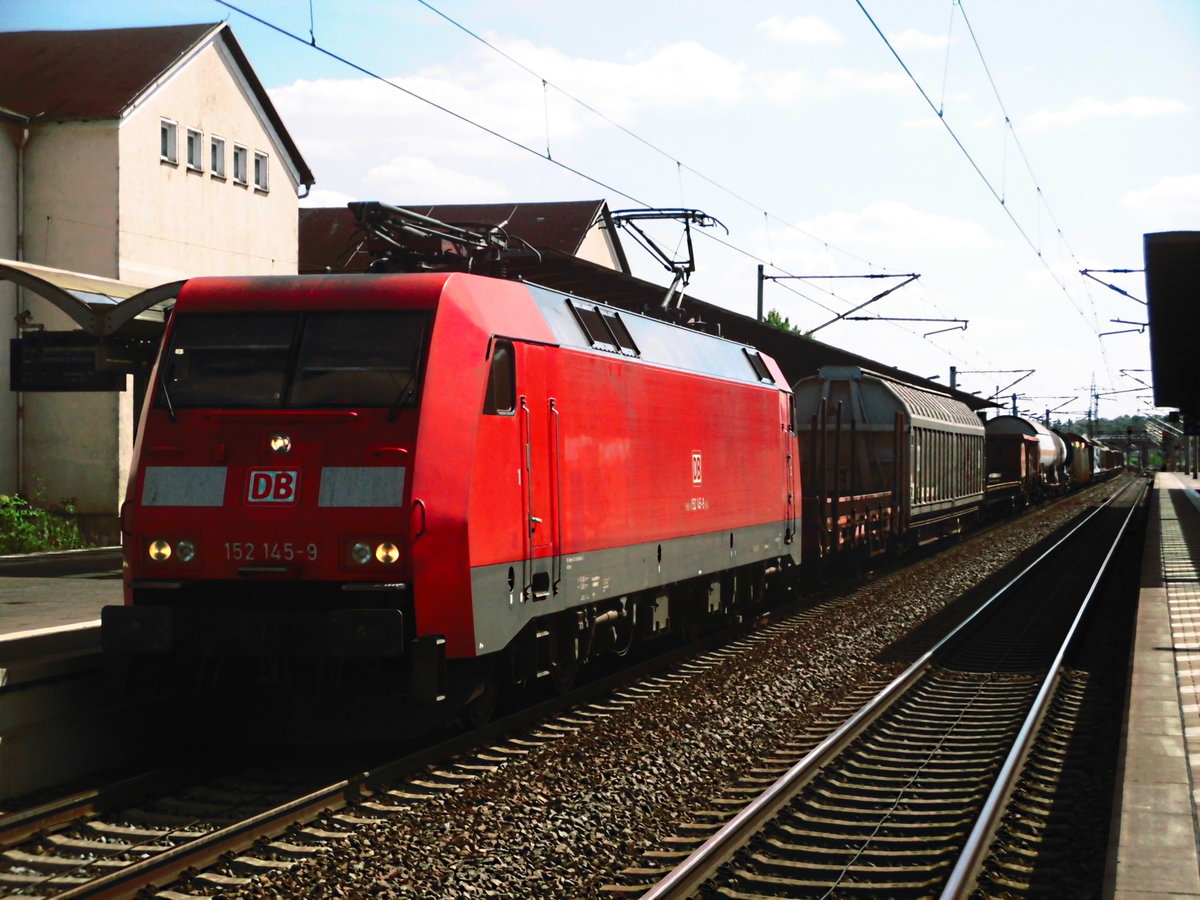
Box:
left=20, top=602, right=781, bottom=899
left=939, top=477, right=1148, bottom=898
left=641, top=481, right=1135, bottom=900
left=50, top=776, right=369, bottom=900
left=0, top=767, right=188, bottom=847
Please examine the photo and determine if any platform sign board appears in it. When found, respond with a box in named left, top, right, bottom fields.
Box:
left=10, top=334, right=126, bottom=391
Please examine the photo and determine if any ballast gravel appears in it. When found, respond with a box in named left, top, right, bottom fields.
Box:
left=212, top=483, right=1123, bottom=900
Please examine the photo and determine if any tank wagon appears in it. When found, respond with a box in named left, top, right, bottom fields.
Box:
left=984, top=415, right=1069, bottom=496
left=792, top=365, right=985, bottom=561
left=103, top=272, right=799, bottom=729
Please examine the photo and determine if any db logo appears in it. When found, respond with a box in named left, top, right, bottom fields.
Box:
left=692, top=452, right=703, bottom=485
left=246, top=469, right=300, bottom=504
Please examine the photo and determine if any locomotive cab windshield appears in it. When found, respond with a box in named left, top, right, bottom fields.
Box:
left=157, top=310, right=431, bottom=410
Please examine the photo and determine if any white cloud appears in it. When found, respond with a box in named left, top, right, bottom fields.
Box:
left=825, top=68, right=910, bottom=94
left=1021, top=96, right=1191, bottom=133
left=1120, top=174, right=1200, bottom=224
left=761, top=69, right=816, bottom=103
left=901, top=117, right=941, bottom=130
left=797, top=201, right=1003, bottom=252
left=756, top=15, right=844, bottom=45
left=363, top=155, right=513, bottom=204
left=272, top=39, right=744, bottom=156
left=888, top=28, right=950, bottom=51
left=269, top=38, right=746, bottom=206
left=497, top=38, right=745, bottom=119
left=972, top=116, right=997, bottom=130
left=762, top=67, right=909, bottom=102
left=300, top=187, right=357, bottom=208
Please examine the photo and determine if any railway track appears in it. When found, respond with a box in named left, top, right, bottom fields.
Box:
left=0, top=608, right=819, bottom=899
left=0, top=478, right=1134, bottom=898
left=612, top=476, right=1146, bottom=899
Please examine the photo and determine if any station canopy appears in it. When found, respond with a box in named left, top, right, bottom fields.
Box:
left=0, top=258, right=182, bottom=339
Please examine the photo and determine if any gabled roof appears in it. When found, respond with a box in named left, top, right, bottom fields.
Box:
left=0, top=22, right=313, bottom=188
left=299, top=201, right=626, bottom=274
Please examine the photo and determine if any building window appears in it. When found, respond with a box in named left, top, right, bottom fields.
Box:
left=253, top=151, right=269, bottom=192
left=210, top=136, right=226, bottom=178
left=186, top=128, right=203, bottom=171
left=160, top=119, right=178, bottom=164
left=232, top=144, right=248, bottom=184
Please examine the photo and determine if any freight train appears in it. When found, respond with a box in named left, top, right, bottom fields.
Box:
left=101, top=207, right=1122, bottom=732
left=792, top=366, right=1122, bottom=566
left=104, top=272, right=799, bottom=728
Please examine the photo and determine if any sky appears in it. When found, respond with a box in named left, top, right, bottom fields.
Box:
left=4, top=0, right=1198, bottom=421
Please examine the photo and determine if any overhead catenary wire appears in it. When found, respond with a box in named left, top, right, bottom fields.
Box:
left=219, top=0, right=846, bottom=301
left=954, top=0, right=1116, bottom=386
left=956, top=1, right=1107, bottom=333
left=853, top=0, right=1099, bottom=337
left=856, top=0, right=1131, bottom=405
left=408, top=0, right=984, bottom=349
left=216, top=0, right=651, bottom=209
left=405, top=0, right=1096, bottom=375
left=409, top=0, right=885, bottom=274
left=218, top=0, right=981, bottom=363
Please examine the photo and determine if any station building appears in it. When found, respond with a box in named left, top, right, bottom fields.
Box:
left=0, top=23, right=313, bottom=538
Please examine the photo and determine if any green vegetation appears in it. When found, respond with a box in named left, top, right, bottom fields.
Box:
left=764, top=309, right=806, bottom=335
left=1053, top=415, right=1149, bottom=435
left=0, top=492, right=88, bottom=554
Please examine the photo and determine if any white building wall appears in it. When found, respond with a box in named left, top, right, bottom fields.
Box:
left=117, top=38, right=299, bottom=282
left=576, top=222, right=623, bottom=271
left=2, top=29, right=303, bottom=534
left=22, top=122, right=120, bottom=277
left=18, top=121, right=123, bottom=519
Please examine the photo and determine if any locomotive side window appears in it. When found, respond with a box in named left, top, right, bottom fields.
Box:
left=484, top=340, right=516, bottom=415
left=157, top=311, right=429, bottom=410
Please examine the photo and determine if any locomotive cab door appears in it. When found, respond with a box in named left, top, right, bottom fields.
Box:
left=515, top=343, right=559, bottom=602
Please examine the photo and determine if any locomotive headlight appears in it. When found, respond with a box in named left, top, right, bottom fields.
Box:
left=375, top=542, right=400, bottom=564
left=351, top=542, right=372, bottom=565
left=148, top=539, right=172, bottom=561
left=269, top=433, right=292, bottom=454
left=176, top=540, right=197, bottom=563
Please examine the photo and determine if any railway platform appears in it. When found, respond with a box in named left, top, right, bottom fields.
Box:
left=0, top=547, right=120, bottom=637
left=1110, top=470, right=1200, bottom=898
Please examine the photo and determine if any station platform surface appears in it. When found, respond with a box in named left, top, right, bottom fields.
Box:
left=1111, top=470, right=1200, bottom=898
left=0, top=548, right=120, bottom=637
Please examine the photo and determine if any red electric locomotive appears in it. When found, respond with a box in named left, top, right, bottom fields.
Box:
left=104, top=272, right=799, bottom=730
